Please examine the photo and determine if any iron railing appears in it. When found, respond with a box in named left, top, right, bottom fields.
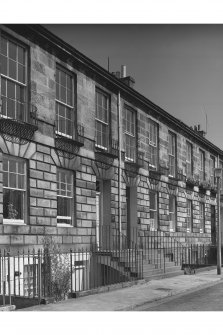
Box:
left=130, top=228, right=217, bottom=273
left=0, top=234, right=143, bottom=308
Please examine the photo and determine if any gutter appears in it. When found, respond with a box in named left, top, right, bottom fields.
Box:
left=6, top=24, right=223, bottom=157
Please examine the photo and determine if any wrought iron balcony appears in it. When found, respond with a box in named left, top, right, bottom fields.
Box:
left=95, top=139, right=119, bottom=169
left=0, top=104, right=38, bottom=144
left=95, top=139, right=119, bottom=159
left=159, top=164, right=169, bottom=176
left=199, top=180, right=211, bottom=192
left=177, top=169, right=186, bottom=182
left=55, top=123, right=84, bottom=158
left=186, top=174, right=200, bottom=188
left=125, top=150, right=145, bottom=171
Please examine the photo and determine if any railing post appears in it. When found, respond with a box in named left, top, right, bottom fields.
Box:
left=37, top=249, right=42, bottom=305
left=163, top=248, right=165, bottom=273
left=70, top=249, right=73, bottom=294
left=3, top=250, right=6, bottom=306
left=7, top=251, right=11, bottom=306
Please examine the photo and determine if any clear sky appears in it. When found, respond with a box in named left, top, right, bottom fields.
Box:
left=45, top=24, right=223, bottom=150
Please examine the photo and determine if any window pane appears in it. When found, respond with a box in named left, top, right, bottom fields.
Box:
left=150, top=192, right=156, bottom=210
left=18, top=46, right=25, bottom=65
left=18, top=64, right=25, bottom=83
left=56, top=69, right=59, bottom=84
left=7, top=80, right=15, bottom=99
left=60, top=71, right=66, bottom=87
left=0, top=55, right=7, bottom=76
left=9, top=159, right=17, bottom=173
left=59, top=103, right=66, bottom=118
left=7, top=99, right=15, bottom=118
left=9, top=172, right=16, bottom=188
left=67, top=89, right=72, bottom=106
left=3, top=171, right=8, bottom=187
left=16, top=85, right=25, bottom=103
left=3, top=159, right=8, bottom=172
left=57, top=197, right=71, bottom=218
left=3, top=189, right=24, bottom=220
left=9, top=59, right=17, bottom=80
left=67, top=76, right=72, bottom=90
left=60, top=86, right=66, bottom=103
left=1, top=77, right=6, bottom=96
left=1, top=37, right=7, bottom=56
left=18, top=161, right=24, bottom=174
left=67, top=119, right=72, bottom=136
left=56, top=83, right=59, bottom=99
left=8, top=42, right=17, bottom=61
left=18, top=175, right=24, bottom=189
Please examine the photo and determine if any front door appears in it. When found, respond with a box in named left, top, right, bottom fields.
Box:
left=126, top=186, right=137, bottom=247
left=96, top=180, right=111, bottom=250
left=211, top=205, right=216, bottom=245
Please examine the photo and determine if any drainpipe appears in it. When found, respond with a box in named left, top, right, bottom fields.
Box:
left=118, top=92, right=122, bottom=236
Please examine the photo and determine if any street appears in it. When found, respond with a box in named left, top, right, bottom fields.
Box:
left=136, top=281, right=223, bottom=311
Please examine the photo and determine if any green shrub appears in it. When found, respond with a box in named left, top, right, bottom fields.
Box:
left=42, top=236, right=71, bottom=301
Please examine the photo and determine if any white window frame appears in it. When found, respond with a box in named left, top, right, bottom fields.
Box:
left=199, top=202, right=205, bottom=233
left=169, top=194, right=177, bottom=232
left=55, top=65, right=74, bottom=139
left=149, top=191, right=158, bottom=230
left=57, top=168, right=74, bottom=226
left=186, top=199, right=193, bottom=232
left=168, top=131, right=176, bottom=178
left=210, top=156, right=215, bottom=185
left=147, top=119, right=158, bottom=169
left=95, top=89, right=109, bottom=150
left=199, top=149, right=205, bottom=181
left=3, top=155, right=27, bottom=224
left=0, top=34, right=27, bottom=122
left=186, top=141, right=193, bottom=177
left=123, top=106, right=136, bottom=162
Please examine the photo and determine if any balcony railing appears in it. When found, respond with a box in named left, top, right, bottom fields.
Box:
left=95, top=139, right=119, bottom=159
left=186, top=174, right=200, bottom=188
left=55, top=122, right=85, bottom=158
left=177, top=169, right=186, bottom=182
left=0, top=103, right=38, bottom=144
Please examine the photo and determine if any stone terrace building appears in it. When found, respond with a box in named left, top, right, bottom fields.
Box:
left=0, top=24, right=222, bottom=254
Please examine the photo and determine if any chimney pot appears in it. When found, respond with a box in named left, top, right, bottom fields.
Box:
left=121, top=65, right=127, bottom=78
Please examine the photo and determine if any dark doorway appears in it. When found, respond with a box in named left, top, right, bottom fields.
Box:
left=126, top=186, right=137, bottom=247
left=211, top=205, right=216, bottom=245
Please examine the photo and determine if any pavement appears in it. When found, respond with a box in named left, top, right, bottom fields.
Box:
left=17, top=267, right=223, bottom=311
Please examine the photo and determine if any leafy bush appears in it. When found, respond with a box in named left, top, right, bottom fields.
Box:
left=42, top=236, right=71, bottom=301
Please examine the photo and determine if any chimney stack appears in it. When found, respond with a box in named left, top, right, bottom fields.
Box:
left=112, top=65, right=135, bottom=88
left=121, top=65, right=127, bottom=78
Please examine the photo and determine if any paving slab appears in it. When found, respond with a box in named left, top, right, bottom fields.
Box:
left=17, top=268, right=223, bottom=311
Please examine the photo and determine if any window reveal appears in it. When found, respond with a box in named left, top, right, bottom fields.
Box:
left=56, top=66, right=74, bottom=138
left=0, top=35, right=27, bottom=121
left=95, top=90, right=109, bottom=149
left=57, top=169, right=74, bottom=225
left=123, top=106, right=136, bottom=162
left=3, top=156, right=26, bottom=221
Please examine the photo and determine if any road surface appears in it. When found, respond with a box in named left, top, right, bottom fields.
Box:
left=136, top=281, right=223, bottom=311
